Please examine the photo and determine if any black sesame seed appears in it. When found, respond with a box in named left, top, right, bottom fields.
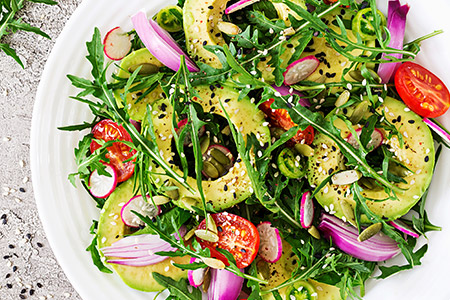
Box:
left=37, top=242, right=43, bottom=248
left=328, top=168, right=334, bottom=175
left=240, top=248, right=247, bottom=253
left=9, top=244, right=15, bottom=249
left=13, top=266, right=17, bottom=272
left=208, top=5, right=213, bottom=9
left=325, top=72, right=336, bottom=78
left=4, top=255, right=11, bottom=259
left=260, top=57, right=266, bottom=61
left=215, top=32, right=221, bottom=37
left=343, top=108, right=348, bottom=114
left=160, top=103, right=167, bottom=112
left=425, top=156, right=429, bottom=162
left=7, top=283, right=12, bottom=288
left=158, top=114, right=166, bottom=119
left=211, top=93, right=215, bottom=98
left=217, top=226, right=223, bottom=232
left=21, top=288, right=26, bottom=294
left=304, top=47, right=315, bottom=53
left=1, top=214, right=6, bottom=219
left=19, top=188, right=25, bottom=193
left=36, top=283, right=43, bottom=288
left=332, top=146, right=337, bottom=151
left=408, top=120, right=415, bottom=124
left=20, top=295, right=26, bottom=299
left=26, top=233, right=32, bottom=239
left=224, top=185, right=228, bottom=191
left=2, top=218, right=6, bottom=224
left=319, top=69, right=323, bottom=75
left=224, top=98, right=231, bottom=103
left=6, top=273, right=10, bottom=278
left=236, top=158, right=242, bottom=163
left=286, top=43, right=294, bottom=48
left=202, top=40, right=207, bottom=46
left=233, top=192, right=237, bottom=199
left=29, top=289, right=35, bottom=296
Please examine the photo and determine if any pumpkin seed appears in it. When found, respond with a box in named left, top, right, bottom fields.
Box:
left=202, top=257, right=225, bottom=269
left=183, top=227, right=196, bottom=241
left=208, top=157, right=225, bottom=176
left=350, top=100, right=370, bottom=124
left=203, top=161, right=220, bottom=179
left=151, top=195, right=171, bottom=205
left=200, top=136, right=210, bottom=154
left=164, top=183, right=179, bottom=200
left=349, top=70, right=365, bottom=82
left=206, top=214, right=218, bottom=235
left=202, top=270, right=211, bottom=292
left=217, top=21, right=242, bottom=35
left=339, top=199, right=356, bottom=226
left=128, top=63, right=159, bottom=75
left=195, top=229, right=219, bottom=243
left=335, top=90, right=351, bottom=107
left=308, top=225, right=321, bottom=239
left=294, top=143, right=314, bottom=157
left=331, top=170, right=362, bottom=185
left=210, top=148, right=231, bottom=166
left=221, top=125, right=231, bottom=136
left=358, top=222, right=382, bottom=242
left=181, top=197, right=198, bottom=208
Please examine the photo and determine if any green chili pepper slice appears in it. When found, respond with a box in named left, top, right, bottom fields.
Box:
left=288, top=280, right=318, bottom=300
left=156, top=5, right=183, bottom=33
left=352, top=8, right=386, bottom=41
left=277, top=148, right=306, bottom=179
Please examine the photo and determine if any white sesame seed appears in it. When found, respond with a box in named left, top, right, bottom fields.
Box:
left=404, top=107, right=410, bottom=112
left=22, top=177, right=29, bottom=184
left=347, top=83, right=353, bottom=90
left=426, top=148, right=430, bottom=154
left=416, top=169, right=422, bottom=174
left=324, top=186, right=329, bottom=193
left=101, top=237, right=106, bottom=244
left=110, top=222, right=117, bottom=226
left=362, top=79, right=367, bottom=86
left=262, top=122, right=269, bottom=127
left=413, top=195, right=420, bottom=199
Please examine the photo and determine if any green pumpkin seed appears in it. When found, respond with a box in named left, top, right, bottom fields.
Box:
left=200, top=136, right=210, bottom=154
left=195, top=229, right=219, bottom=243
left=203, top=160, right=220, bottom=179
left=349, top=70, right=365, bottom=82
left=151, top=195, right=171, bottom=205
left=208, top=157, right=225, bottom=176
left=308, top=226, right=321, bottom=239
left=294, top=143, right=314, bottom=157
left=217, top=21, right=242, bottom=35
left=206, top=214, right=218, bottom=235
left=128, top=63, right=159, bottom=75
left=335, top=90, right=351, bottom=107
left=339, top=199, right=356, bottom=226
left=221, top=125, right=231, bottom=136
left=358, top=222, right=382, bottom=242
left=210, top=148, right=230, bottom=166
left=350, top=100, right=370, bottom=124
left=332, top=170, right=362, bottom=185
left=202, top=257, right=225, bottom=269
left=183, top=227, right=196, bottom=241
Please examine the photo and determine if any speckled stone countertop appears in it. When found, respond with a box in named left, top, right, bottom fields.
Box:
left=0, top=1, right=82, bottom=299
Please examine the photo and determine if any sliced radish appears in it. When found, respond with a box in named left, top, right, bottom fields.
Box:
left=283, top=56, right=320, bottom=85
left=225, top=0, right=261, bottom=14
left=176, top=118, right=206, bottom=146
left=388, top=219, right=420, bottom=238
left=256, top=222, right=282, bottom=263
left=188, top=257, right=208, bottom=287
left=129, top=119, right=141, bottom=132
left=423, top=118, right=450, bottom=147
left=89, top=163, right=118, bottom=198
left=103, top=27, right=132, bottom=61
left=300, top=191, right=314, bottom=229
left=120, top=195, right=161, bottom=228
left=271, top=85, right=311, bottom=107
left=346, top=128, right=384, bottom=151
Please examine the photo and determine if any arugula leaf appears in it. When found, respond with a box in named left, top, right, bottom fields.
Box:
left=153, top=273, right=202, bottom=300
left=86, top=235, right=113, bottom=274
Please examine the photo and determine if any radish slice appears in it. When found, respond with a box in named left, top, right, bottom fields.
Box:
left=131, top=12, right=199, bottom=72
left=188, top=257, right=208, bottom=287
left=120, top=195, right=161, bottom=228
left=283, top=56, right=320, bottom=85
left=103, top=27, right=132, bottom=61
left=129, top=119, right=141, bottom=132
left=346, top=128, right=384, bottom=151
left=423, top=118, right=450, bottom=147
left=176, top=118, right=206, bottom=146
left=89, top=163, right=118, bottom=198
left=256, top=222, right=282, bottom=263
left=300, top=191, right=314, bottom=229
left=388, top=219, right=419, bottom=238
left=225, top=0, right=261, bottom=14
left=271, top=85, right=311, bottom=107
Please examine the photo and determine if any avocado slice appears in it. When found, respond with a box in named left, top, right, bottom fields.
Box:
left=307, top=97, right=435, bottom=221
left=150, top=85, right=270, bottom=211
left=113, top=48, right=165, bottom=121
left=97, top=179, right=190, bottom=292
left=257, top=239, right=341, bottom=300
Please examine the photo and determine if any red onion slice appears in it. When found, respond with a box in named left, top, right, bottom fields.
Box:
left=389, top=219, right=419, bottom=238
left=225, top=0, right=261, bottom=14
left=318, top=214, right=401, bottom=262
left=131, top=11, right=199, bottom=72
left=423, top=118, right=450, bottom=147
left=208, top=268, right=244, bottom=300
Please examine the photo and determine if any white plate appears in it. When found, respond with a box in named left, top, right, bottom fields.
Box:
left=31, top=0, right=450, bottom=299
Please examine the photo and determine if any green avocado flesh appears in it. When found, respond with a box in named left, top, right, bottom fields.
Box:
left=257, top=240, right=340, bottom=300
left=97, top=179, right=190, bottom=292
left=307, top=97, right=435, bottom=221
left=113, top=48, right=165, bottom=121
left=150, top=85, right=270, bottom=211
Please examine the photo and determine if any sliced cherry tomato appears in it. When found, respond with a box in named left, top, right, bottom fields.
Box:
left=395, top=62, right=450, bottom=118
left=90, top=119, right=136, bottom=182
left=259, top=98, right=315, bottom=145
left=197, top=212, right=260, bottom=269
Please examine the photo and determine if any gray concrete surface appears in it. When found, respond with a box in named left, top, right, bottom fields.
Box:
left=0, top=1, right=83, bottom=299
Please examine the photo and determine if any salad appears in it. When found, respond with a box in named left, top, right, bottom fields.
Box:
left=62, top=0, right=450, bottom=299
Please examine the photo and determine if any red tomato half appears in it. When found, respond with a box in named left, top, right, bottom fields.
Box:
left=395, top=62, right=450, bottom=118
left=259, top=98, right=315, bottom=145
left=90, top=119, right=136, bottom=182
left=197, top=213, right=260, bottom=269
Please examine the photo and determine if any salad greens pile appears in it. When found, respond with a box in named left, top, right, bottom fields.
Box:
left=63, top=0, right=447, bottom=299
